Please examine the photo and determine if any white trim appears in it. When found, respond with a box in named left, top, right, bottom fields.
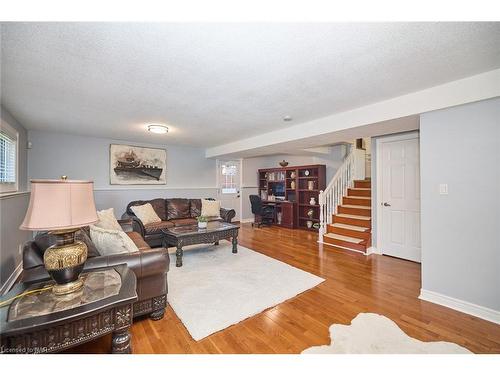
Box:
left=0, top=190, right=30, bottom=200
left=240, top=218, right=255, bottom=224
left=366, top=246, right=381, bottom=255
left=419, top=289, right=500, bottom=325
left=0, top=262, right=23, bottom=296
left=0, top=119, right=20, bottom=194
left=93, top=186, right=217, bottom=191
left=238, top=158, right=243, bottom=223
left=375, top=131, right=420, bottom=259
left=206, top=69, right=500, bottom=158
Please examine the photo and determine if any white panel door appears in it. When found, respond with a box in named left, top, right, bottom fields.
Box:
left=217, top=160, right=241, bottom=221
left=380, top=135, right=421, bottom=262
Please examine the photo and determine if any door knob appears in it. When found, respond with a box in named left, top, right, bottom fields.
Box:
left=383, top=202, right=391, bottom=207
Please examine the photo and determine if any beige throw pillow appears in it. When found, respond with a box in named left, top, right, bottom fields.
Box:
left=95, top=208, right=123, bottom=231
left=90, top=225, right=139, bottom=255
left=130, top=203, right=162, bottom=225
left=201, top=199, right=221, bottom=218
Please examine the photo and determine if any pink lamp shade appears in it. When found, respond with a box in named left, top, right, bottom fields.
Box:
left=20, top=179, right=98, bottom=231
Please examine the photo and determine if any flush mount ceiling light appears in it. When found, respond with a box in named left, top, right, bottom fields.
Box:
left=283, top=116, right=293, bottom=122
left=147, top=124, right=169, bottom=134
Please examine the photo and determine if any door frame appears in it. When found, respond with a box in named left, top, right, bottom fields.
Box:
left=375, top=131, right=420, bottom=258
left=215, top=158, right=243, bottom=222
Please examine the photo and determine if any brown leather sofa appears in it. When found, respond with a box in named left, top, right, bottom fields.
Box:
left=21, top=219, right=169, bottom=321
left=123, top=198, right=236, bottom=248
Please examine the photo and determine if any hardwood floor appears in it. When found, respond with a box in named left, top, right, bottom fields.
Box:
left=70, top=223, right=500, bottom=354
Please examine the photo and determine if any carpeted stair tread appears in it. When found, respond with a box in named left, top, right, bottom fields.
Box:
left=341, top=204, right=371, bottom=209
left=336, top=214, right=371, bottom=220
left=324, top=233, right=364, bottom=244
left=330, top=223, right=369, bottom=232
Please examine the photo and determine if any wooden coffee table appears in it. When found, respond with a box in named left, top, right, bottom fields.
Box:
left=161, top=221, right=240, bottom=267
left=0, top=265, right=137, bottom=354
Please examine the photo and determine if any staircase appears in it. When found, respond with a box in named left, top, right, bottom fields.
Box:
left=322, top=179, right=372, bottom=253
left=319, top=145, right=372, bottom=254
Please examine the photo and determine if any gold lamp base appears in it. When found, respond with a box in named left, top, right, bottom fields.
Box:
left=44, top=228, right=88, bottom=295
left=52, top=278, right=84, bottom=295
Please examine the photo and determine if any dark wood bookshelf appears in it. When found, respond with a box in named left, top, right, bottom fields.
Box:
left=257, top=164, right=326, bottom=231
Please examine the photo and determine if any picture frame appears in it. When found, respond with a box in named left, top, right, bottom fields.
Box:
left=109, top=144, right=167, bottom=185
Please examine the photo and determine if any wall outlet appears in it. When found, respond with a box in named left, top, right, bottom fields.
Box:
left=439, top=183, right=448, bottom=195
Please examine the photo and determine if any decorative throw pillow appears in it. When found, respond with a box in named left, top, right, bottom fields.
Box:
left=94, top=208, right=123, bottom=231
left=130, top=203, right=162, bottom=225
left=89, top=225, right=139, bottom=255
left=201, top=199, right=221, bottom=218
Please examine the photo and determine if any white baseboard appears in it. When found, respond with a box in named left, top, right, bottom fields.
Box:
left=240, top=218, right=255, bottom=224
left=366, top=246, right=381, bottom=255
left=0, top=262, right=23, bottom=296
left=419, top=289, right=500, bottom=325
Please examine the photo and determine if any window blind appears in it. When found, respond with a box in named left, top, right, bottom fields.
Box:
left=0, top=130, right=16, bottom=183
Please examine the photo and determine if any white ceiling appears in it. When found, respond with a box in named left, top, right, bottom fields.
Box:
left=1, top=22, right=500, bottom=148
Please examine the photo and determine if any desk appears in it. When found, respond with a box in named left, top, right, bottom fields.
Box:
left=262, top=200, right=296, bottom=229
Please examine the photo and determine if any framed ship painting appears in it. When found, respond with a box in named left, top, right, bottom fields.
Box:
left=110, top=144, right=167, bottom=185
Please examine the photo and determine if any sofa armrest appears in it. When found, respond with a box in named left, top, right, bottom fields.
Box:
left=21, top=248, right=170, bottom=284
left=220, top=207, right=236, bottom=223
left=122, top=213, right=146, bottom=237
left=85, top=248, right=170, bottom=278
left=118, top=218, right=133, bottom=233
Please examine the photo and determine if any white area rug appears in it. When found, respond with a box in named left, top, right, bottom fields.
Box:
left=302, top=313, right=472, bottom=354
left=167, top=243, right=324, bottom=341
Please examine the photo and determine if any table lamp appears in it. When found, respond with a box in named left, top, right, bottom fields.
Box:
left=20, top=177, right=98, bottom=295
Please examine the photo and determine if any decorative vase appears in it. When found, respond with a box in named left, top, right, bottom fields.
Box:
left=44, top=229, right=87, bottom=295
left=290, top=180, right=296, bottom=189
left=290, top=171, right=296, bottom=179
left=306, top=220, right=313, bottom=229
left=307, top=209, right=314, bottom=218
left=310, top=197, right=316, bottom=205
left=198, top=221, right=207, bottom=229
left=307, top=180, right=315, bottom=190
left=313, top=223, right=320, bottom=229
left=279, top=160, right=289, bottom=167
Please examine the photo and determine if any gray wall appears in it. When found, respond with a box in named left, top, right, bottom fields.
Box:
left=27, top=130, right=217, bottom=214
left=420, top=97, right=500, bottom=311
left=0, top=106, right=31, bottom=290
left=240, top=146, right=345, bottom=220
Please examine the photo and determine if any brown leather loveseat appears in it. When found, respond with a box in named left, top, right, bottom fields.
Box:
left=21, top=219, right=169, bottom=321
left=123, top=198, right=236, bottom=248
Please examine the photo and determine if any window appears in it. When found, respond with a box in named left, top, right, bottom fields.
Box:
left=0, top=121, right=18, bottom=194
left=220, top=162, right=238, bottom=194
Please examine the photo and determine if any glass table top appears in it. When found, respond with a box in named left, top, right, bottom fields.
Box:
left=8, top=269, right=122, bottom=322
left=163, top=221, right=239, bottom=236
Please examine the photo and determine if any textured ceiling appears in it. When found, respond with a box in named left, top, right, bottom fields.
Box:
left=1, top=22, right=500, bottom=147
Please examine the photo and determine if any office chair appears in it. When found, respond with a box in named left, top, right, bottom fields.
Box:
left=249, top=195, right=275, bottom=228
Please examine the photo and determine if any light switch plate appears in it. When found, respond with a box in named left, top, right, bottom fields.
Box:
left=439, top=183, right=448, bottom=195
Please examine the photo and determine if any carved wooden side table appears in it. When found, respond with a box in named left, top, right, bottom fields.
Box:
left=0, top=265, right=137, bottom=354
